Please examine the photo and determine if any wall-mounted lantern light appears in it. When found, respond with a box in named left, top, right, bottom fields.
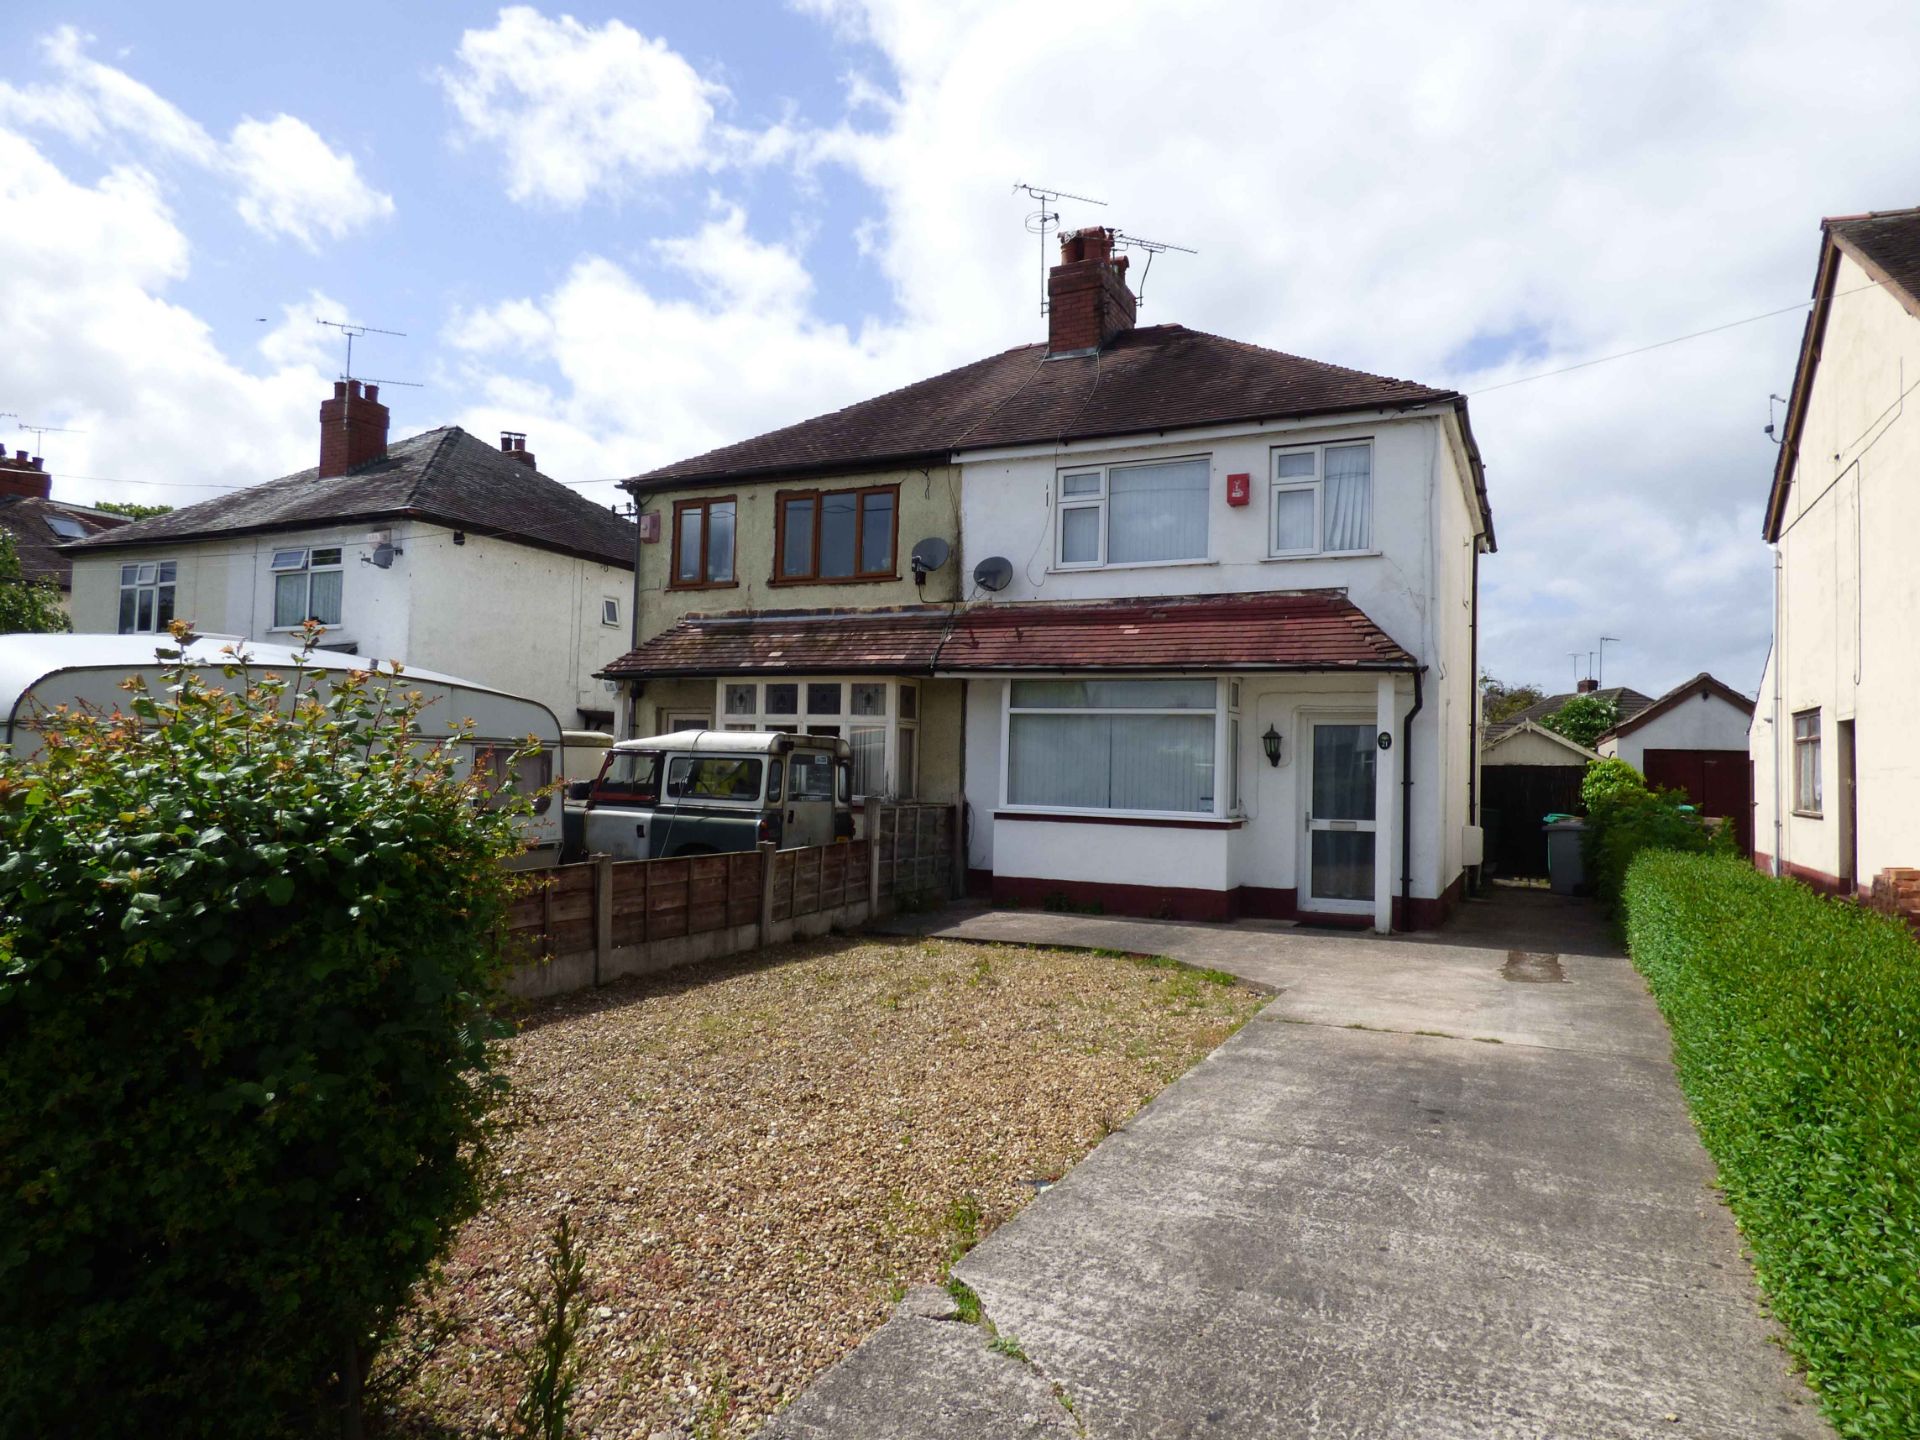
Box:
left=1262, top=723, right=1283, bottom=767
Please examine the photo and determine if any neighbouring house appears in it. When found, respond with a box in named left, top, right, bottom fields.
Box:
left=1754, top=207, right=1920, bottom=907
left=602, top=226, right=1494, bottom=930
left=1597, top=672, right=1755, bottom=853
left=1484, top=678, right=1656, bottom=746
left=66, top=383, right=635, bottom=727
left=0, top=449, right=129, bottom=613
left=1477, top=719, right=1601, bottom=879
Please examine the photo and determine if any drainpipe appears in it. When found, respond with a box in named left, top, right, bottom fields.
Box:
left=1467, top=545, right=1480, bottom=890
left=1771, top=546, right=1784, bottom=875
left=1400, top=667, right=1425, bottom=930
left=626, top=487, right=651, bottom=738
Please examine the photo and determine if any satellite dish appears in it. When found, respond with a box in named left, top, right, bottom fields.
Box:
left=910, top=537, right=950, bottom=575
left=972, top=556, right=1013, bottom=593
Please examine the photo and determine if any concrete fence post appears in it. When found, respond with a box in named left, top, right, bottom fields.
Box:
left=758, top=841, right=778, bottom=947
left=950, top=803, right=965, bottom=899
left=591, top=852, right=613, bottom=987
left=868, top=805, right=886, bottom=916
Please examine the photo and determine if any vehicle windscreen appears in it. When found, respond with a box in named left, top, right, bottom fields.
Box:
left=667, top=755, right=764, bottom=803
left=788, top=750, right=836, bottom=802
left=596, top=749, right=662, bottom=804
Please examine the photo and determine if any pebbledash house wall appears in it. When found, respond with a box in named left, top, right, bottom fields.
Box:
left=956, top=404, right=1483, bottom=924
left=621, top=464, right=967, bottom=803
left=1753, top=248, right=1920, bottom=893
left=69, top=523, right=632, bottom=727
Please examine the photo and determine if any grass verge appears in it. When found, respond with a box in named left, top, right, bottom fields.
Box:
left=1623, top=850, right=1920, bottom=1438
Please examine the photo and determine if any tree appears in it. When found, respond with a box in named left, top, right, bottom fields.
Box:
left=1539, top=693, right=1619, bottom=750
left=0, top=528, right=69, bottom=634
left=0, top=624, right=533, bottom=1438
left=1480, top=675, right=1545, bottom=727
left=91, top=499, right=173, bottom=520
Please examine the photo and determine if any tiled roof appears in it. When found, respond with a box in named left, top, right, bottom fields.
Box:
left=599, top=591, right=1416, bottom=679
left=0, top=498, right=129, bottom=590
left=71, top=427, right=636, bottom=568
left=1485, top=686, right=1655, bottom=742
left=627, top=324, right=1490, bottom=531
left=1767, top=208, right=1920, bottom=540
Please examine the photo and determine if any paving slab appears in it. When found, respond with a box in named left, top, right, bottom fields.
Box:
left=765, top=889, right=1829, bottom=1438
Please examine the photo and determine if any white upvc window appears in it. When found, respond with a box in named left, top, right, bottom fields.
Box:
left=117, top=560, right=177, bottom=634
left=1269, top=440, right=1373, bottom=557
left=715, top=676, right=918, bottom=801
left=1056, top=456, right=1210, bottom=569
left=270, top=546, right=344, bottom=629
left=1004, top=677, right=1218, bottom=816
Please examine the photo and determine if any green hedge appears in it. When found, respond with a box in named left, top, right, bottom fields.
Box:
left=1580, top=758, right=1718, bottom=904
left=1623, top=851, right=1920, bottom=1438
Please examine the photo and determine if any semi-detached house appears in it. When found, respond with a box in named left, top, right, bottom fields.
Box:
left=604, top=228, right=1494, bottom=930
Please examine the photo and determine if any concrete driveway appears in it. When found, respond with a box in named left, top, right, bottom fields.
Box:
left=764, top=889, right=1828, bottom=1439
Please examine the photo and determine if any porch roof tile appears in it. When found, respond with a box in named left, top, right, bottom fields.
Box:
left=599, top=591, right=1417, bottom=679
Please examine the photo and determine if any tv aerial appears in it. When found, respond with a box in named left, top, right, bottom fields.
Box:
left=972, top=555, right=1013, bottom=593
left=1, top=414, right=86, bottom=455
left=1014, top=182, right=1105, bottom=317
left=1112, top=231, right=1198, bottom=307
left=314, top=319, right=420, bottom=387
left=910, top=536, right=950, bottom=588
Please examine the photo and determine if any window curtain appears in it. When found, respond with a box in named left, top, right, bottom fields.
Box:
left=1107, top=460, right=1208, bottom=563
left=1272, top=488, right=1315, bottom=551
left=309, top=569, right=344, bottom=625
left=274, top=573, right=305, bottom=627
left=851, top=724, right=886, bottom=796
left=1323, top=445, right=1371, bottom=552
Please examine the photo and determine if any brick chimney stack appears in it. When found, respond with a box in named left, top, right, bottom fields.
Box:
left=1576, top=677, right=1600, bottom=694
left=499, top=432, right=536, bottom=469
left=318, top=380, right=390, bottom=478
left=0, top=448, right=51, bottom=500
left=1047, top=226, right=1136, bottom=355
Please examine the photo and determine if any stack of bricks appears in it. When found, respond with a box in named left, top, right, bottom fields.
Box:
left=1867, top=867, right=1920, bottom=929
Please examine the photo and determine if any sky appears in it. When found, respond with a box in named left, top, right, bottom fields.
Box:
left=3, top=0, right=1917, bottom=698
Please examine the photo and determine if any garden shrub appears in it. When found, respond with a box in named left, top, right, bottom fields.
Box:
left=1578, top=758, right=1717, bottom=903
left=0, top=626, right=529, bottom=1439
left=1624, top=851, right=1920, bottom=1438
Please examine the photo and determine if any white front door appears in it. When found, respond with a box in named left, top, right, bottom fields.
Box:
left=1301, top=718, right=1378, bottom=912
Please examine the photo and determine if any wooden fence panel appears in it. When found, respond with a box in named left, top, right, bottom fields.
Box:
left=610, top=860, right=650, bottom=948
left=647, top=857, right=691, bottom=940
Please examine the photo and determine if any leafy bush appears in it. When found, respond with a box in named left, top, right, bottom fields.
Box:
left=1579, top=756, right=1645, bottom=809
left=1578, top=758, right=1717, bottom=904
left=0, top=527, right=67, bottom=635
left=0, top=626, right=528, bottom=1439
left=1538, top=692, right=1617, bottom=749
left=1623, top=851, right=1920, bottom=1438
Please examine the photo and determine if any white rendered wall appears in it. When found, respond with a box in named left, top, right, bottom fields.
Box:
left=1754, top=250, right=1920, bottom=883
left=1608, top=692, right=1752, bottom=773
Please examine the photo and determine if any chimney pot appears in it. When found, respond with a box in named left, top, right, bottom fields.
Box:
left=12, top=450, right=23, bottom=463
left=333, top=380, right=348, bottom=400
left=365, top=384, right=378, bottom=404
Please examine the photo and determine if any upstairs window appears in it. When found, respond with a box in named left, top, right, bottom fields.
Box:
left=271, top=547, right=343, bottom=628
left=117, top=560, right=177, bottom=634
left=1793, top=709, right=1822, bottom=816
left=672, top=497, right=736, bottom=588
left=776, top=485, right=897, bottom=583
left=1270, top=441, right=1372, bottom=556
left=1056, top=457, right=1209, bottom=569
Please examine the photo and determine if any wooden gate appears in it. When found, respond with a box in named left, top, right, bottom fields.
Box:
left=1643, top=748, right=1752, bottom=856
left=1480, top=765, right=1586, bottom=879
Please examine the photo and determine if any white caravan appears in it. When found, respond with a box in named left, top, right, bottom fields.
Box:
left=0, top=633, right=564, bottom=867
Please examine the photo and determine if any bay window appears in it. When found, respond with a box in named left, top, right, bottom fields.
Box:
left=1056, top=457, right=1209, bottom=568
left=1270, top=440, right=1372, bottom=556
left=117, top=560, right=177, bottom=634
left=716, top=676, right=917, bottom=799
left=1006, top=678, right=1216, bottom=815
left=269, top=547, right=343, bottom=629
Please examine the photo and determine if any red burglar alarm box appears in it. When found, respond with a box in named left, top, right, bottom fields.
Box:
left=1226, top=472, right=1251, bottom=507
left=638, top=511, right=662, bottom=543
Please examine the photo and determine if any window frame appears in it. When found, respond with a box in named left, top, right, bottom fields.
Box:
left=669, top=495, right=738, bottom=591
left=1793, top=708, right=1823, bottom=817
left=1052, top=455, right=1213, bottom=571
left=600, top=597, right=621, bottom=627
left=1267, top=439, right=1376, bottom=559
left=712, top=675, right=918, bottom=801
left=1000, top=675, right=1225, bottom=819
left=772, top=483, right=900, bottom=585
left=269, top=545, right=344, bottom=631
left=117, top=558, right=178, bottom=634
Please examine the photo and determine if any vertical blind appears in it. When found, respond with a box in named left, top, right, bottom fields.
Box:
left=1007, top=679, right=1216, bottom=814
left=1108, top=459, right=1209, bottom=563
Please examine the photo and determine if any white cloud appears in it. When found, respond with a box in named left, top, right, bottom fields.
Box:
left=227, top=115, right=395, bottom=248
left=449, top=0, right=1920, bottom=693
left=0, top=26, right=391, bottom=248
left=440, top=7, right=731, bottom=206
